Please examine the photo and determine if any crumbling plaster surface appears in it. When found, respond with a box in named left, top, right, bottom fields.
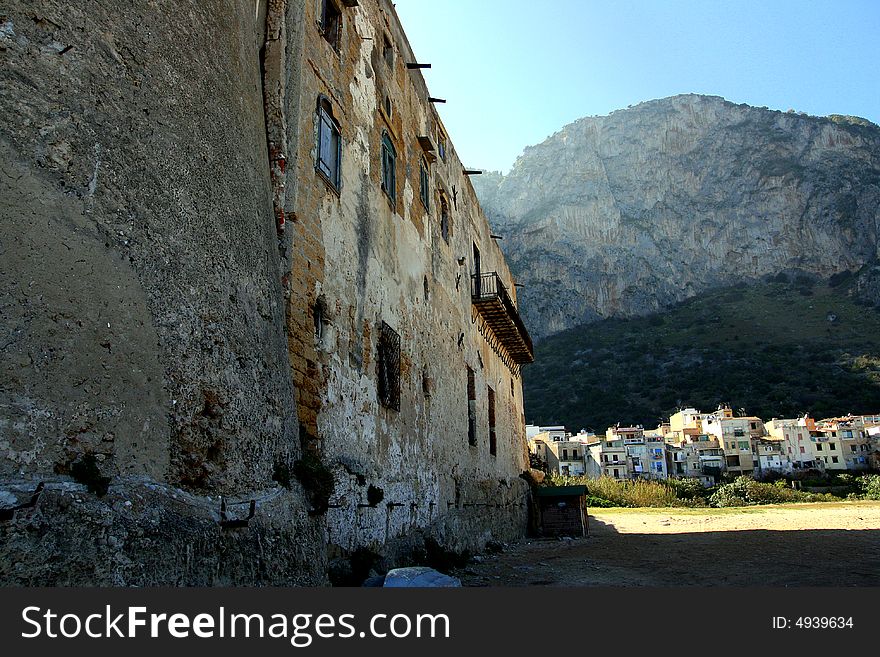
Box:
left=1, top=0, right=324, bottom=584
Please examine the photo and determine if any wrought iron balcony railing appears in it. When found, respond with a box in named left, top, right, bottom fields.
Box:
left=471, top=272, right=534, bottom=364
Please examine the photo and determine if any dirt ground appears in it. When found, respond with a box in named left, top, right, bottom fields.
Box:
left=455, top=501, right=880, bottom=586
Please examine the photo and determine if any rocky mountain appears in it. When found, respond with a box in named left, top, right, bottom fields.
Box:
left=472, top=94, right=880, bottom=340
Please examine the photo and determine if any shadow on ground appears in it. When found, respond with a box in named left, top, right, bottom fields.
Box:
left=457, top=517, right=880, bottom=587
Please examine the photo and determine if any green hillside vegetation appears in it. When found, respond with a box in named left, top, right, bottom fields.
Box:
left=524, top=275, right=880, bottom=432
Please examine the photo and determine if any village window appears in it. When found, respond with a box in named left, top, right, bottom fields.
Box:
left=613, top=468, right=619, bottom=479
left=817, top=444, right=823, bottom=451
left=488, top=386, right=497, bottom=456
left=562, top=449, right=568, bottom=460
left=799, top=446, right=805, bottom=454
left=381, top=131, right=396, bottom=204
left=320, top=0, right=342, bottom=51
left=830, top=443, right=836, bottom=451
left=467, top=366, right=477, bottom=447
left=377, top=321, right=400, bottom=411
left=419, top=156, right=430, bottom=210
left=832, top=456, right=839, bottom=464
left=316, top=97, right=341, bottom=189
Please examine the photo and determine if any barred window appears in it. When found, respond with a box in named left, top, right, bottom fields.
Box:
left=377, top=321, right=400, bottom=411
left=316, top=97, right=341, bottom=189
left=381, top=131, right=396, bottom=204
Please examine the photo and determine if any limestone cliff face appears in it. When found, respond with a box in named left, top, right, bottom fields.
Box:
left=473, top=95, right=880, bottom=339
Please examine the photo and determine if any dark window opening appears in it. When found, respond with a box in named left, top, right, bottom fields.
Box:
left=320, top=0, right=341, bottom=50
left=384, top=95, right=393, bottom=119
left=467, top=366, right=477, bottom=447
left=419, top=157, right=430, bottom=211
left=488, top=385, right=497, bottom=456
left=316, top=98, right=341, bottom=189
left=383, top=34, right=394, bottom=66
left=472, top=243, right=481, bottom=295
left=313, top=299, right=324, bottom=341
left=440, top=194, right=450, bottom=243
left=377, top=321, right=400, bottom=411
left=381, top=131, right=396, bottom=204
left=423, top=275, right=429, bottom=302
left=422, top=367, right=431, bottom=399
left=437, top=126, right=447, bottom=161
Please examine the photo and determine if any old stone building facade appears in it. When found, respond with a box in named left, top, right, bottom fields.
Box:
left=0, top=0, right=532, bottom=583
left=279, top=0, right=533, bottom=564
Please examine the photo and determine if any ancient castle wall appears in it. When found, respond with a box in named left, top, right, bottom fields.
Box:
left=0, top=0, right=324, bottom=585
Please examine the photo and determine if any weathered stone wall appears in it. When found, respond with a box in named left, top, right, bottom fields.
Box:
left=284, top=0, right=530, bottom=566
left=0, top=0, right=324, bottom=584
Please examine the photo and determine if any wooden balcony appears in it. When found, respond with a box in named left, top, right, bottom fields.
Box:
left=471, top=272, right=534, bottom=364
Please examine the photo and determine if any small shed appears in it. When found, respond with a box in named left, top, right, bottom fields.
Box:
left=534, top=485, right=588, bottom=537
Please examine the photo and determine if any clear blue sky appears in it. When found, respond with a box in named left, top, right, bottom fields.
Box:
left=394, top=0, right=880, bottom=173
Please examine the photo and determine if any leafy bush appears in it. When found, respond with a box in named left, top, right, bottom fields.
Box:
left=709, top=476, right=838, bottom=507
left=585, top=495, right=616, bottom=508
left=548, top=474, right=694, bottom=508
left=664, top=477, right=706, bottom=500
left=856, top=474, right=880, bottom=500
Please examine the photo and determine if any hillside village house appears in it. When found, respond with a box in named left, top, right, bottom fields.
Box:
left=765, top=416, right=820, bottom=470
left=702, top=407, right=762, bottom=476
